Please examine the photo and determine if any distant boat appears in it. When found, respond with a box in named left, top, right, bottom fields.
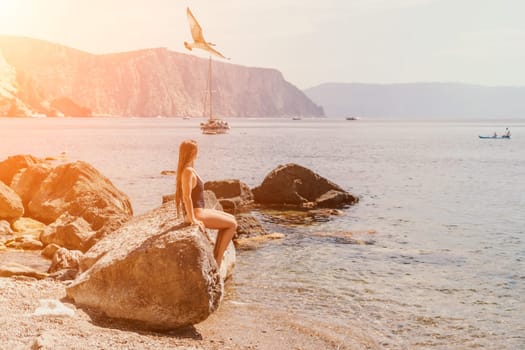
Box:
left=198, top=56, right=230, bottom=134
left=184, top=7, right=230, bottom=135
left=200, top=119, right=230, bottom=134
left=346, top=116, right=359, bottom=120
left=478, top=135, right=511, bottom=139
left=292, top=117, right=302, bottom=120
left=182, top=116, right=191, bottom=120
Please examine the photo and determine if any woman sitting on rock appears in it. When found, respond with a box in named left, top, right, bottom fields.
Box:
left=175, top=139, right=237, bottom=267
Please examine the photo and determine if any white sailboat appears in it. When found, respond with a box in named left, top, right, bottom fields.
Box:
left=184, top=7, right=230, bottom=134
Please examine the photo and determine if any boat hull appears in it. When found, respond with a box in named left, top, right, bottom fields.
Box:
left=478, top=135, right=511, bottom=139
left=200, top=119, right=230, bottom=135
left=201, top=128, right=228, bottom=135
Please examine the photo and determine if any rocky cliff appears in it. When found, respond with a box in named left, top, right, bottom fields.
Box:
left=0, top=51, right=44, bottom=117
left=0, top=36, right=323, bottom=117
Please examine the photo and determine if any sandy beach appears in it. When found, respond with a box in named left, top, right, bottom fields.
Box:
left=0, top=278, right=378, bottom=350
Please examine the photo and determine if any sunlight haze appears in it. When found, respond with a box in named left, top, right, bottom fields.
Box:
left=0, top=0, right=523, bottom=88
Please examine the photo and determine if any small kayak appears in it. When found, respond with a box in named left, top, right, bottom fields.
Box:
left=478, top=135, right=511, bottom=139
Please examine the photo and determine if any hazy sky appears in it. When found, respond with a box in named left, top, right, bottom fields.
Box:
left=0, top=0, right=524, bottom=88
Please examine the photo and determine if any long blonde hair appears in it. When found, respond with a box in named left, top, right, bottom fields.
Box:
left=175, top=140, right=198, bottom=216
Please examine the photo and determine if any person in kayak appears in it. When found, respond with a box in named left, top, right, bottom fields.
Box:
left=504, top=128, right=511, bottom=137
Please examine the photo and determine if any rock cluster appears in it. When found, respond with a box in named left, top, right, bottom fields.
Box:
left=205, top=164, right=357, bottom=213
left=1, top=159, right=356, bottom=330
left=1, top=155, right=236, bottom=329
left=201, top=163, right=358, bottom=247
left=0, top=155, right=132, bottom=278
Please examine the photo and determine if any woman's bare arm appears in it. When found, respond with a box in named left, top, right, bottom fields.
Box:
left=181, top=168, right=197, bottom=223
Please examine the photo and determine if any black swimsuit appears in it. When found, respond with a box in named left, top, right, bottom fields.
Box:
left=191, top=174, right=205, bottom=209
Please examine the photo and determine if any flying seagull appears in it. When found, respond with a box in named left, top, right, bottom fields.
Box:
left=184, top=7, right=230, bottom=60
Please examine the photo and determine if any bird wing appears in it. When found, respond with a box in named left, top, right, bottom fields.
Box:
left=187, top=7, right=206, bottom=43
left=202, top=43, right=230, bottom=60
left=186, top=7, right=231, bottom=60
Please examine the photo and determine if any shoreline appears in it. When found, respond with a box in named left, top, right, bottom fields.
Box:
left=0, top=278, right=378, bottom=349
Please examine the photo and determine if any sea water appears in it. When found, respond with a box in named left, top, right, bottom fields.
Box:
left=0, top=117, right=523, bottom=349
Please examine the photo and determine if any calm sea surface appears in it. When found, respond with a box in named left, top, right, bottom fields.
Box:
left=1, top=117, right=524, bottom=349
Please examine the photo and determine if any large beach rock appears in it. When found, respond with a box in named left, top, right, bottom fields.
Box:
left=204, top=179, right=254, bottom=213
left=0, top=181, right=24, bottom=220
left=10, top=163, right=53, bottom=207
left=27, top=161, right=133, bottom=251
left=0, top=155, right=43, bottom=186
left=252, top=163, right=358, bottom=209
left=67, top=201, right=235, bottom=330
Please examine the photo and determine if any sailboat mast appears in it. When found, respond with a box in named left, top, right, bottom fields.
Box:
left=209, top=56, right=212, bottom=121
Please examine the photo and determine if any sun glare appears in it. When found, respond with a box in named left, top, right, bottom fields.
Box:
left=0, top=0, right=20, bottom=14
left=0, top=0, right=24, bottom=32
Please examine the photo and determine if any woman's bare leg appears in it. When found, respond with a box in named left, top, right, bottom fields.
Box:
left=194, top=208, right=237, bottom=267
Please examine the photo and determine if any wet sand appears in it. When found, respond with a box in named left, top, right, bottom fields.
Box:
left=0, top=278, right=378, bottom=349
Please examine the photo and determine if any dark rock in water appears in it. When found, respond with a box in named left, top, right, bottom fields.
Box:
left=204, top=179, right=254, bottom=214
left=233, top=213, right=284, bottom=250
left=259, top=208, right=343, bottom=226
left=308, top=208, right=343, bottom=222
left=235, top=214, right=268, bottom=238
left=0, top=155, right=43, bottom=186
left=216, top=198, right=237, bottom=213
left=252, top=163, right=358, bottom=209
left=311, top=231, right=376, bottom=245
left=67, top=201, right=235, bottom=330
left=315, top=190, right=354, bottom=208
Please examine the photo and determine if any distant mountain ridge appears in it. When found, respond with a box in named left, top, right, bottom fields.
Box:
left=0, top=36, right=323, bottom=117
left=304, top=82, right=525, bottom=118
